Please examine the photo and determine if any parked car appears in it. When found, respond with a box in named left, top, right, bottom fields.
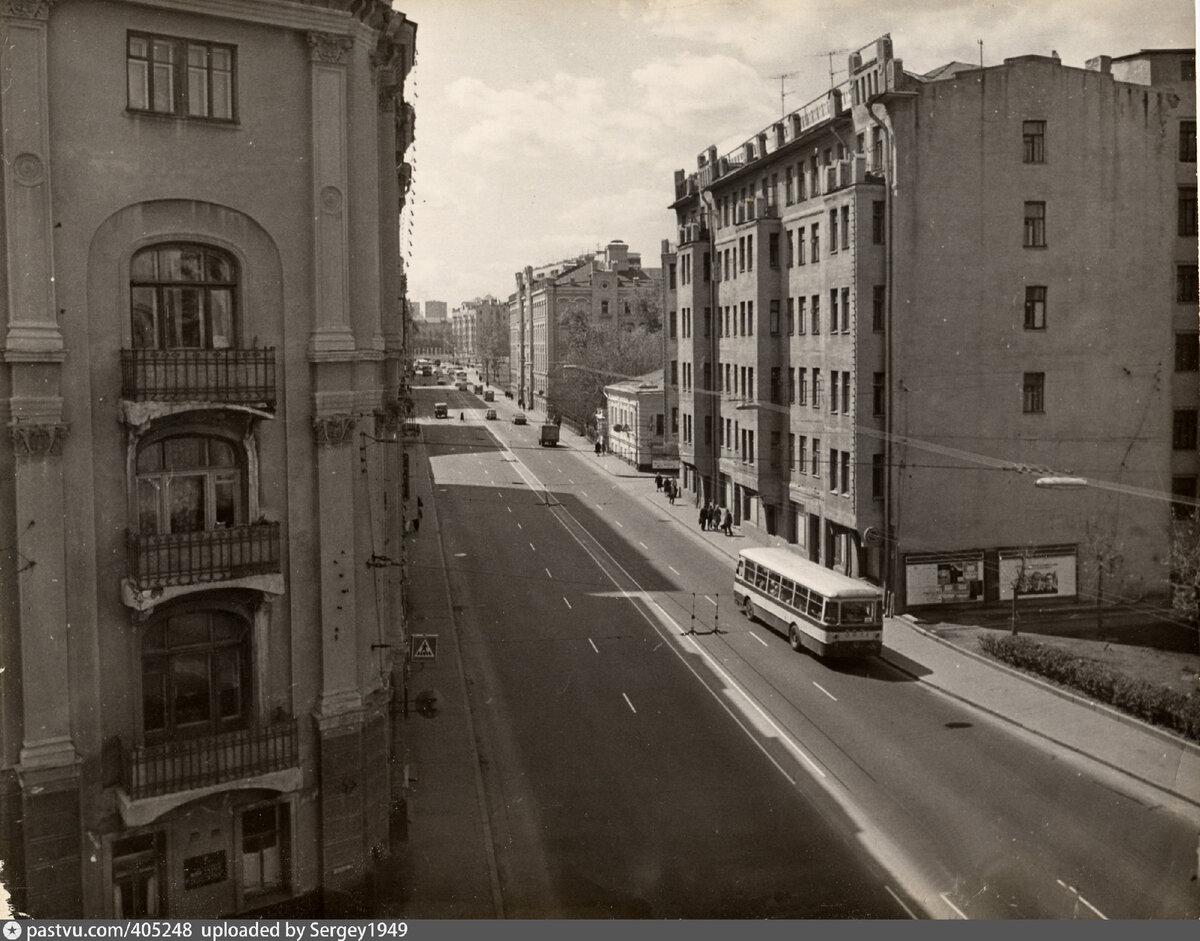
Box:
left=512, top=412, right=527, bottom=425
left=485, top=409, right=497, bottom=420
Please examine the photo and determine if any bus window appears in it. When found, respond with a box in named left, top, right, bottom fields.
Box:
left=840, top=601, right=876, bottom=624
left=807, top=592, right=824, bottom=620
left=735, top=560, right=744, bottom=579
left=755, top=568, right=768, bottom=590
left=767, top=572, right=781, bottom=598
left=780, top=579, right=795, bottom=607
left=793, top=585, right=809, bottom=612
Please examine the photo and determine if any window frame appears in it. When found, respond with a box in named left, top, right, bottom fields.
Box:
left=1024, top=285, right=1047, bottom=330
left=1022, top=120, right=1046, bottom=163
left=127, top=31, right=237, bottom=122
left=130, top=243, right=239, bottom=350
left=1022, top=372, right=1045, bottom=414
left=1023, top=201, right=1046, bottom=248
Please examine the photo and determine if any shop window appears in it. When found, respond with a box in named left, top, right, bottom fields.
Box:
left=142, top=609, right=250, bottom=738
left=112, top=833, right=166, bottom=918
left=131, top=244, right=238, bottom=349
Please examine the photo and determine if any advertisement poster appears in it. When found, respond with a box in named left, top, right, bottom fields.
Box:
left=998, top=551, right=1077, bottom=601
left=905, top=553, right=985, bottom=605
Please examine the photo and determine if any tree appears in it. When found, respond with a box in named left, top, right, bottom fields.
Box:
left=1166, top=514, right=1200, bottom=651
left=475, top=313, right=509, bottom=385
left=547, top=318, right=663, bottom=432
left=1080, top=519, right=1124, bottom=636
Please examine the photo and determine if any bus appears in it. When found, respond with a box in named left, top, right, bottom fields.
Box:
left=734, top=547, right=883, bottom=658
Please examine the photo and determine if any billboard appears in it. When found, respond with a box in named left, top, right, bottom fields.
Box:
left=905, top=552, right=985, bottom=605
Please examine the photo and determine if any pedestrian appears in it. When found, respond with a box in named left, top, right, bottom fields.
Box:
left=595, top=440, right=602, bottom=455
left=655, top=474, right=662, bottom=492
left=698, top=504, right=707, bottom=530
left=667, top=482, right=675, bottom=505
left=459, top=411, right=464, bottom=421
left=411, top=515, right=420, bottom=533
left=722, top=507, right=733, bottom=536
left=417, top=496, right=423, bottom=520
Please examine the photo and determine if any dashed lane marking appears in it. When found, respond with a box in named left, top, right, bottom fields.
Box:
left=749, top=631, right=768, bottom=647
left=939, top=893, right=966, bottom=920
left=622, top=693, right=637, bottom=714
left=545, top=568, right=553, bottom=579
left=813, top=682, right=837, bottom=702
left=563, top=597, right=572, bottom=609
left=884, top=886, right=917, bottom=920
left=588, top=638, right=598, bottom=653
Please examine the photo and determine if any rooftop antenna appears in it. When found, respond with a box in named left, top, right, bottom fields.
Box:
left=978, top=39, right=984, bottom=70
left=770, top=71, right=799, bottom=118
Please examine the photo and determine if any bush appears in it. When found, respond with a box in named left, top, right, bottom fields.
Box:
left=979, top=633, right=1200, bottom=743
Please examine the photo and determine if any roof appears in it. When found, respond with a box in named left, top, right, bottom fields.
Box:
left=604, top=369, right=663, bottom=395
left=738, top=547, right=883, bottom=598
left=919, top=61, right=980, bottom=82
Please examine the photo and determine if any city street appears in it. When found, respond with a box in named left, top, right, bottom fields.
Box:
left=404, top=380, right=1200, bottom=919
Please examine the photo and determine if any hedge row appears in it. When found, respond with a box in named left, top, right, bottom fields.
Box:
left=978, top=633, right=1200, bottom=743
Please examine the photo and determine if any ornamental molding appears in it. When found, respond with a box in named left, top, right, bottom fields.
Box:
left=313, top=415, right=356, bottom=448
left=308, top=31, right=354, bottom=65
left=9, top=419, right=68, bottom=457
left=2, top=0, right=54, bottom=20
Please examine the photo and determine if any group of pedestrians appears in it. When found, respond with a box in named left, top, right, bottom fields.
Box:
left=654, top=473, right=681, bottom=505
left=700, top=501, right=733, bottom=536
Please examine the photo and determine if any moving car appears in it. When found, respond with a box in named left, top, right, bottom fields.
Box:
left=512, top=412, right=527, bottom=425
left=485, top=409, right=497, bottom=420
left=455, top=381, right=469, bottom=391
left=434, top=402, right=448, bottom=419
left=539, top=423, right=559, bottom=446
left=483, top=390, right=495, bottom=402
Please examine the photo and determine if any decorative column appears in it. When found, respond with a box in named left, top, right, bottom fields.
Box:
left=308, top=31, right=355, bottom=355
left=1, top=0, right=81, bottom=918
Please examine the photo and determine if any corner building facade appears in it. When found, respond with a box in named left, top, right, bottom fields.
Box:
left=0, top=0, right=416, bottom=917
left=667, top=36, right=1197, bottom=612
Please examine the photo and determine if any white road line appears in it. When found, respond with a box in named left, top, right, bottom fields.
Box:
left=588, top=638, right=598, bottom=653
left=939, top=893, right=967, bottom=920
left=884, top=886, right=917, bottom=920
left=516, top=522, right=522, bottom=530
left=668, top=565, right=680, bottom=575
left=545, top=567, right=553, bottom=579
left=749, top=631, right=768, bottom=647
left=563, top=597, right=572, bottom=609
left=568, top=479, right=574, bottom=484
left=596, top=503, right=603, bottom=510
left=614, top=520, right=623, bottom=528
left=705, top=595, right=716, bottom=605
left=621, top=693, right=637, bottom=714
left=639, top=541, right=648, bottom=549
left=812, top=682, right=837, bottom=702
left=529, top=542, right=536, bottom=551
left=581, top=491, right=588, bottom=497
left=1055, top=879, right=1107, bottom=919
left=507, top=506, right=511, bottom=513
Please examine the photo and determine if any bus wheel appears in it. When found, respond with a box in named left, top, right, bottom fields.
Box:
left=788, top=624, right=802, bottom=652
left=741, top=596, right=754, bottom=620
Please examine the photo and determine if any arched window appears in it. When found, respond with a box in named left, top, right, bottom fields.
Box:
left=136, top=435, right=243, bottom=535
left=131, top=244, right=238, bottom=349
left=142, top=609, right=249, bottom=737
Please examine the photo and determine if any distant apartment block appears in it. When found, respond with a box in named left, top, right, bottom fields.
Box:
left=665, top=36, right=1197, bottom=611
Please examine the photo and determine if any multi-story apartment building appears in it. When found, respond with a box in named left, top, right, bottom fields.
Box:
left=0, top=0, right=416, bottom=917
left=450, top=295, right=506, bottom=364
left=666, top=36, right=1197, bottom=612
left=509, top=240, right=662, bottom=413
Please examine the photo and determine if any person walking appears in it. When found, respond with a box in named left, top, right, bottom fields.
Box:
left=595, top=440, right=602, bottom=455
left=668, top=482, right=676, bottom=506
left=722, top=507, right=733, bottom=536
left=698, top=504, right=707, bottom=530
left=655, top=473, right=662, bottom=492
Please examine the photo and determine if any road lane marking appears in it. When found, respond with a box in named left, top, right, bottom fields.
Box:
left=545, top=567, right=553, bottom=579
left=563, top=597, right=572, bottom=609
left=1055, top=880, right=1107, bottom=919
left=614, top=520, right=623, bottom=528
left=812, top=682, right=837, bottom=702
left=568, top=479, right=574, bottom=484
left=581, top=491, right=588, bottom=497
left=639, top=541, right=648, bottom=549
left=507, top=506, right=512, bottom=513
left=516, top=522, right=522, bottom=530
left=705, top=595, right=716, bottom=605
left=668, top=565, right=680, bottom=575
left=596, top=504, right=603, bottom=510
left=622, top=693, right=637, bottom=714
left=529, top=542, right=536, bottom=551
left=588, top=638, right=598, bottom=653
left=939, top=893, right=966, bottom=920
left=884, top=886, right=917, bottom=920
left=749, top=631, right=768, bottom=647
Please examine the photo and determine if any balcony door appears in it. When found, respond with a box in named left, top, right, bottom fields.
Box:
left=136, top=435, right=243, bottom=536
left=131, top=243, right=237, bottom=349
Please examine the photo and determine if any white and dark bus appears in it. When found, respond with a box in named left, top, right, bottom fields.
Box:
left=734, top=547, right=883, bottom=658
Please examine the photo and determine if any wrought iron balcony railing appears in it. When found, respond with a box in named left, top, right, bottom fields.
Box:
left=121, top=719, right=298, bottom=800
left=120, top=348, right=276, bottom=409
left=126, top=521, right=281, bottom=591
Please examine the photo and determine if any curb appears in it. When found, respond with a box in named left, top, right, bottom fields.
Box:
left=882, top=619, right=1200, bottom=810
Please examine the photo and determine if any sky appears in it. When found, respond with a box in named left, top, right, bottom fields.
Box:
left=396, top=0, right=1196, bottom=309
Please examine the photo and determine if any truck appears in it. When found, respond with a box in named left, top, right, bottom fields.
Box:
left=539, top=423, right=559, bottom=447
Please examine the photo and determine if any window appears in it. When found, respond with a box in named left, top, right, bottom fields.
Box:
left=811, top=224, right=820, bottom=263
left=600, top=300, right=610, bottom=315
left=785, top=167, right=794, bottom=204
left=704, top=415, right=712, bottom=444
left=738, top=237, right=745, bottom=272
left=1024, top=286, right=1046, bottom=329
left=830, top=370, right=839, bottom=412
left=1174, top=410, right=1198, bottom=450
left=112, top=834, right=165, bottom=918
left=797, top=296, right=807, bottom=334
left=242, top=804, right=290, bottom=895
left=830, top=290, right=839, bottom=333
left=788, top=433, right=796, bottom=469
left=669, top=311, right=677, bottom=338
left=704, top=307, right=711, bottom=337
left=127, top=33, right=235, bottom=120
left=1180, top=187, right=1197, bottom=237
left=137, top=435, right=242, bottom=536
left=747, top=301, right=754, bottom=335
left=841, top=288, right=850, bottom=333
left=812, top=368, right=822, bottom=407
left=798, top=368, right=807, bottom=405
left=1183, top=56, right=1196, bottom=81
left=829, top=448, right=838, bottom=492
left=769, top=232, right=780, bottom=268
left=873, top=285, right=885, bottom=332
left=1177, top=332, right=1200, bottom=371
left=670, top=360, right=678, bottom=387
left=770, top=367, right=781, bottom=404
left=770, top=431, right=781, bottom=467
left=841, top=372, right=851, bottom=416
left=797, top=227, right=805, bottom=265
left=142, top=609, right=249, bottom=738
left=872, top=453, right=885, bottom=499
left=873, top=371, right=885, bottom=417
left=840, top=451, right=850, bottom=496
left=769, top=300, right=780, bottom=335
left=131, top=244, right=237, bottom=349
left=788, top=368, right=796, bottom=404
left=747, top=234, right=753, bottom=270
left=872, top=201, right=885, bottom=244
left=830, top=209, right=839, bottom=252
left=799, top=436, right=808, bottom=474
left=786, top=297, right=795, bottom=335
left=1181, top=120, right=1197, bottom=162
left=703, top=252, right=711, bottom=282
left=1022, top=120, right=1045, bottom=163
left=1023, top=202, right=1046, bottom=247
left=840, top=206, right=850, bottom=250
left=1178, top=264, right=1199, bottom=303
left=1022, top=372, right=1045, bottom=413
left=811, top=295, right=820, bottom=334
left=811, top=438, right=820, bottom=476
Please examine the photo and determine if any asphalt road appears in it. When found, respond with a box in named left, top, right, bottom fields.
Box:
left=413, top=377, right=1200, bottom=919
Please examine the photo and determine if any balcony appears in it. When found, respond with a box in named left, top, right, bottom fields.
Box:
left=121, top=719, right=298, bottom=800
left=126, top=521, right=281, bottom=592
left=120, top=348, right=276, bottom=411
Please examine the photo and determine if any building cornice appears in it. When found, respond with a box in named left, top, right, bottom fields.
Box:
left=113, top=0, right=370, bottom=36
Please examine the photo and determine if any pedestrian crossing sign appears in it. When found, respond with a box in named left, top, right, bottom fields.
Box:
left=410, top=634, right=438, bottom=661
